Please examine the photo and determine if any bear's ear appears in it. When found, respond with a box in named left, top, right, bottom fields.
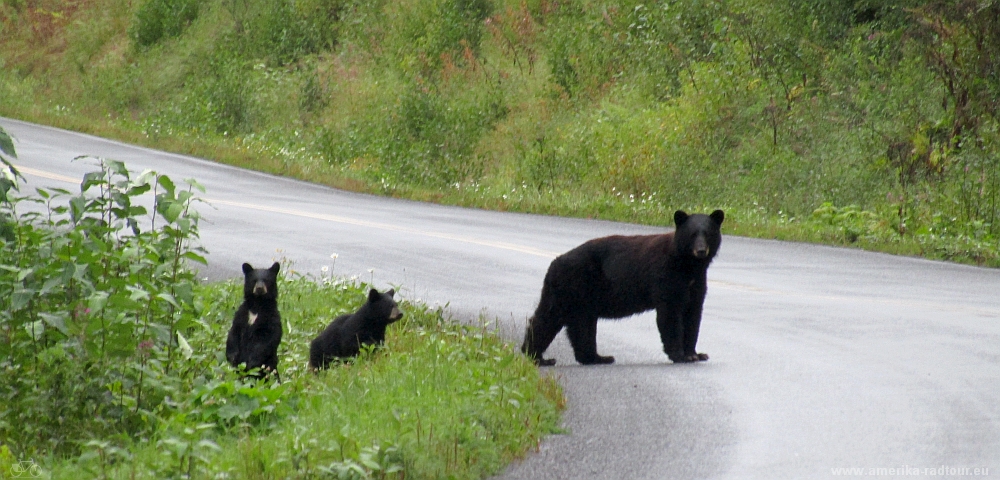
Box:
left=269, top=262, right=280, bottom=274
left=242, top=263, right=254, bottom=275
left=385, top=288, right=395, bottom=298
left=710, top=209, right=725, bottom=226
left=368, top=288, right=381, bottom=303
left=674, top=210, right=689, bottom=227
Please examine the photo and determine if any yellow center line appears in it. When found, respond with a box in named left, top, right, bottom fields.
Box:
left=14, top=165, right=80, bottom=184
left=208, top=198, right=562, bottom=259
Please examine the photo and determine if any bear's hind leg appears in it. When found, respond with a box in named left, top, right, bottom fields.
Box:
left=521, top=315, right=562, bottom=366
left=566, top=317, right=614, bottom=365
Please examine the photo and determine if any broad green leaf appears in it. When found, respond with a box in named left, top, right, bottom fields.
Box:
left=106, top=159, right=128, bottom=177
left=157, top=292, right=179, bottom=308
left=0, top=129, right=15, bottom=159
left=88, top=291, right=109, bottom=313
left=185, top=178, right=205, bottom=193
left=157, top=175, right=176, bottom=194
left=39, top=312, right=69, bottom=336
left=81, top=171, right=106, bottom=191
left=128, top=286, right=150, bottom=302
left=11, top=287, right=33, bottom=311
left=25, top=320, right=44, bottom=340
left=41, top=275, right=65, bottom=295
left=16, top=267, right=34, bottom=282
left=134, top=169, right=157, bottom=186
left=127, top=183, right=151, bottom=197
left=156, top=199, right=183, bottom=222
left=181, top=251, right=208, bottom=265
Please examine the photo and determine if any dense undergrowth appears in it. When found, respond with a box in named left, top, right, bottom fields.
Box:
left=0, top=0, right=998, bottom=265
left=0, top=153, right=563, bottom=479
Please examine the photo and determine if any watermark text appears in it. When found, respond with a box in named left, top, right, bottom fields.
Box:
left=832, top=466, right=989, bottom=477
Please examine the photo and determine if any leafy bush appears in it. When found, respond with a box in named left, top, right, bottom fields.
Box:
left=131, top=0, right=202, bottom=47
left=0, top=158, right=207, bottom=457
left=223, top=0, right=344, bottom=65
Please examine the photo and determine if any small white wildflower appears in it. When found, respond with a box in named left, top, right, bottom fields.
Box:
left=321, top=266, right=329, bottom=273
left=330, top=253, right=339, bottom=260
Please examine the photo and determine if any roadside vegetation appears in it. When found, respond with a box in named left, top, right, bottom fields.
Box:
left=1, top=0, right=998, bottom=265
left=2, top=0, right=999, bottom=265
left=0, top=151, right=563, bottom=479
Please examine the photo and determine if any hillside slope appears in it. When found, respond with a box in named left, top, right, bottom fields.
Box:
left=1, top=0, right=998, bottom=264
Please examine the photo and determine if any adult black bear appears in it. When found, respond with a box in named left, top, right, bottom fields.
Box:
left=309, top=288, right=403, bottom=370
left=226, top=262, right=283, bottom=379
left=522, top=210, right=724, bottom=366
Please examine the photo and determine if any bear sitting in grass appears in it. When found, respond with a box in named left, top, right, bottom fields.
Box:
left=522, top=210, right=724, bottom=366
left=226, top=262, right=283, bottom=379
left=309, top=288, right=403, bottom=370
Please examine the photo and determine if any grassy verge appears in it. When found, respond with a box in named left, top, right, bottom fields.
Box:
left=30, top=275, right=564, bottom=480
left=5, top=100, right=997, bottom=268
left=2, top=101, right=995, bottom=268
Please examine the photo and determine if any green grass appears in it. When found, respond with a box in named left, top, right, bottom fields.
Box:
left=1, top=0, right=998, bottom=267
left=7, top=274, right=564, bottom=480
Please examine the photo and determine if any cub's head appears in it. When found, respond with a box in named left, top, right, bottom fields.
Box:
left=365, top=288, right=404, bottom=325
left=242, top=262, right=280, bottom=301
left=673, top=210, right=725, bottom=261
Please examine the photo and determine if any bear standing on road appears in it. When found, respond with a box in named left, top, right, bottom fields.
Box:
left=522, top=210, right=724, bottom=366
left=226, top=262, right=283, bottom=379
left=309, top=288, right=404, bottom=370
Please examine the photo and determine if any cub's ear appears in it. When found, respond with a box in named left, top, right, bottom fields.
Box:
left=242, top=263, right=254, bottom=275
left=674, top=210, right=689, bottom=227
left=710, top=209, right=725, bottom=225
left=269, top=262, right=280, bottom=274
left=386, top=288, right=395, bottom=298
left=368, top=288, right=381, bottom=303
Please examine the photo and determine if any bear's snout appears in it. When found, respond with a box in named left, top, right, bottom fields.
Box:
left=389, top=306, right=403, bottom=322
left=692, top=236, right=710, bottom=258
left=253, top=280, right=269, bottom=296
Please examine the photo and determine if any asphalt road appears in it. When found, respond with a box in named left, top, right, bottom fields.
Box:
left=3, top=117, right=999, bottom=479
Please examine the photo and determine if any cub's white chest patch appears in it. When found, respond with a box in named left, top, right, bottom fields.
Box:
left=248, top=311, right=259, bottom=325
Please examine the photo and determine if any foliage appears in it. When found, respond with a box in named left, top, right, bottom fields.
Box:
left=222, top=0, right=344, bottom=65
left=0, top=124, right=21, bottom=205
left=131, top=0, right=202, bottom=47
left=0, top=158, right=207, bottom=458
left=1, top=0, right=999, bottom=264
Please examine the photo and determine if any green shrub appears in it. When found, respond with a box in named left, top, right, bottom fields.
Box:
left=0, top=158, right=206, bottom=457
left=223, top=0, right=343, bottom=65
left=131, top=0, right=202, bottom=47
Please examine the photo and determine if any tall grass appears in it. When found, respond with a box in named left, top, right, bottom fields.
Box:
left=1, top=0, right=998, bottom=265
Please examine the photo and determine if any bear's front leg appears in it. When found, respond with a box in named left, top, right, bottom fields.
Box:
left=680, top=280, right=709, bottom=363
left=656, top=305, right=688, bottom=362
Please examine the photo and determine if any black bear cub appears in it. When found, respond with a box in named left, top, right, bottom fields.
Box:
left=522, top=210, right=724, bottom=366
left=226, top=262, right=283, bottom=379
left=309, top=288, right=403, bottom=370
